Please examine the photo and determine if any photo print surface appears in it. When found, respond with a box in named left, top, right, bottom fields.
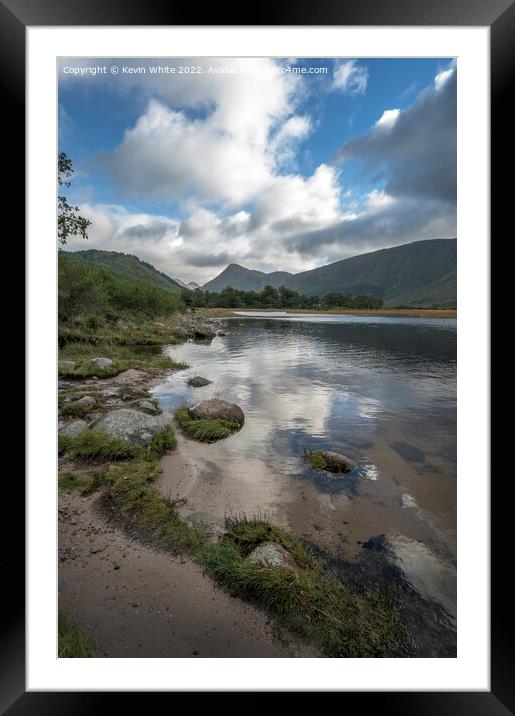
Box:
left=57, top=57, right=457, bottom=659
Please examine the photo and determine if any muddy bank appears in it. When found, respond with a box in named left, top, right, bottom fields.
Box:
left=59, top=489, right=314, bottom=657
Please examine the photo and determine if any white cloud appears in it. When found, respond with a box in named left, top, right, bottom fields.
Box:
left=375, top=108, right=400, bottom=129
left=434, top=68, right=454, bottom=91
left=104, top=58, right=312, bottom=208
left=62, top=59, right=456, bottom=284
left=332, top=60, right=368, bottom=96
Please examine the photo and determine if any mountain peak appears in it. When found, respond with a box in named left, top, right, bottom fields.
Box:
left=201, top=238, right=456, bottom=308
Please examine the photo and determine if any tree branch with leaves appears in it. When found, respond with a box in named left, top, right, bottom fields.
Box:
left=58, top=152, right=91, bottom=244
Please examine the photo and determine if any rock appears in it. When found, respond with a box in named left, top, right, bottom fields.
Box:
left=217, top=331, right=227, bottom=337
left=121, top=386, right=148, bottom=401
left=247, top=542, right=297, bottom=571
left=193, top=325, right=216, bottom=340
left=60, top=420, right=88, bottom=438
left=189, top=399, right=244, bottom=425
left=188, top=376, right=212, bottom=387
left=75, top=395, right=96, bottom=409
left=58, top=420, right=65, bottom=431
left=173, top=326, right=189, bottom=339
left=59, top=360, right=76, bottom=372
left=94, top=408, right=166, bottom=446
left=89, top=357, right=114, bottom=369
left=136, top=399, right=160, bottom=414
left=321, top=451, right=357, bottom=473
left=87, top=413, right=103, bottom=426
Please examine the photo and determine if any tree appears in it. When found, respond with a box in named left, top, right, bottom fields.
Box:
left=58, top=152, right=92, bottom=244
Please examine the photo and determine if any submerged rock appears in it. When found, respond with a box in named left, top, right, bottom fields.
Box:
left=306, top=449, right=357, bottom=473
left=60, top=420, right=88, bottom=438
left=321, top=451, right=357, bottom=473
left=95, top=408, right=166, bottom=446
left=247, top=542, right=297, bottom=571
left=189, top=399, right=244, bottom=425
left=89, top=357, right=114, bottom=369
left=188, top=376, right=212, bottom=387
left=59, top=360, right=76, bottom=372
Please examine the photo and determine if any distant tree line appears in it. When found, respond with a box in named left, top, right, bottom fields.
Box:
left=181, top=284, right=383, bottom=310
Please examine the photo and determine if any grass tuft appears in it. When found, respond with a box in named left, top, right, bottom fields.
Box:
left=58, top=425, right=177, bottom=464
left=196, top=517, right=412, bottom=658
left=175, top=405, right=240, bottom=442
left=104, top=461, right=205, bottom=555
left=59, top=429, right=141, bottom=462
left=304, top=450, right=329, bottom=471
left=58, top=609, right=96, bottom=658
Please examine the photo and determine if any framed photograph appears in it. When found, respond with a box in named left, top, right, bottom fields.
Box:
left=5, top=0, right=506, bottom=709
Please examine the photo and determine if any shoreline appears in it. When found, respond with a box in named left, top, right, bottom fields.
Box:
left=58, top=311, right=455, bottom=658
left=198, top=307, right=457, bottom=320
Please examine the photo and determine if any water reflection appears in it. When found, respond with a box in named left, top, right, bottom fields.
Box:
left=152, top=315, right=456, bottom=622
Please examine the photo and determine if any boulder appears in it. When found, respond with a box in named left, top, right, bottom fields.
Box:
left=247, top=542, right=297, bottom=571
left=189, top=399, right=244, bottom=425
left=188, top=376, right=212, bottom=387
left=136, top=399, right=160, bottom=414
left=89, top=357, right=114, bottom=369
left=321, top=451, right=357, bottom=473
left=59, top=360, right=76, bottom=372
left=75, top=395, right=96, bottom=409
left=60, top=420, right=88, bottom=438
left=173, top=326, right=189, bottom=339
left=193, top=325, right=216, bottom=340
left=94, top=408, right=166, bottom=446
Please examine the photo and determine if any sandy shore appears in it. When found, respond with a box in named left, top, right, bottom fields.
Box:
left=59, top=489, right=315, bottom=657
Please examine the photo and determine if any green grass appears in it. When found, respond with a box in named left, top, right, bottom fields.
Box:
left=58, top=609, right=96, bottom=658
left=147, top=424, right=177, bottom=453
left=58, top=424, right=177, bottom=463
left=60, top=396, right=102, bottom=419
left=197, top=518, right=412, bottom=658
left=174, top=405, right=241, bottom=442
left=105, top=460, right=204, bottom=555
left=304, top=450, right=329, bottom=471
left=59, top=429, right=141, bottom=462
left=59, top=469, right=107, bottom=496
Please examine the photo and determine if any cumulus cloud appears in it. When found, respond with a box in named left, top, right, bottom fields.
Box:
left=332, top=60, right=368, bottom=95
left=103, top=58, right=311, bottom=207
left=333, top=65, right=456, bottom=204
left=62, top=60, right=456, bottom=283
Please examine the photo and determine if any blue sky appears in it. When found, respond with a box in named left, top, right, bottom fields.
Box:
left=59, top=57, right=456, bottom=284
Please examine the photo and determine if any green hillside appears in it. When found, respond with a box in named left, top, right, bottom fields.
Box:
left=385, top=269, right=457, bottom=308
left=201, top=239, right=457, bottom=308
left=286, top=239, right=456, bottom=303
left=64, top=249, right=185, bottom=294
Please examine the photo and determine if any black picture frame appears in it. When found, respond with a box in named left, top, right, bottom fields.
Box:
left=5, top=0, right=506, bottom=711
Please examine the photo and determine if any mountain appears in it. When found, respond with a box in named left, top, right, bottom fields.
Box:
left=187, top=281, right=200, bottom=290
left=64, top=249, right=185, bottom=294
left=387, top=269, right=457, bottom=308
left=202, top=264, right=294, bottom=293
left=202, top=239, right=457, bottom=308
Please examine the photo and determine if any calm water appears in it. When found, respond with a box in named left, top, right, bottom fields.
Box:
left=152, top=313, right=457, bottom=625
